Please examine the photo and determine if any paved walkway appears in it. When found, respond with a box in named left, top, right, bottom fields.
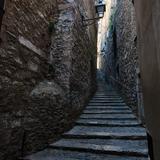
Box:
left=25, top=84, right=149, bottom=160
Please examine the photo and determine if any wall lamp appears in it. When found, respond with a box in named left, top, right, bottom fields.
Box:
left=81, top=0, right=106, bottom=26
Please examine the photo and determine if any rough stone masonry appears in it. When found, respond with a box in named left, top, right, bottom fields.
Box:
left=0, top=0, right=97, bottom=159
left=101, top=0, right=143, bottom=117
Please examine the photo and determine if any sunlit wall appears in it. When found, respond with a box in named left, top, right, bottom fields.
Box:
left=97, top=0, right=117, bottom=69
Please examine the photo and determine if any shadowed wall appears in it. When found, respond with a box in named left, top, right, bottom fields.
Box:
left=135, top=0, right=160, bottom=159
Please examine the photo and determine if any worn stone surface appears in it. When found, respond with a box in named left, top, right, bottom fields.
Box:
left=25, top=149, right=149, bottom=160
left=80, top=114, right=136, bottom=119
left=0, top=0, right=97, bottom=159
left=83, top=109, right=132, bottom=114
left=88, top=102, right=126, bottom=106
left=51, top=139, right=148, bottom=157
left=25, top=83, right=149, bottom=160
left=76, top=119, right=140, bottom=127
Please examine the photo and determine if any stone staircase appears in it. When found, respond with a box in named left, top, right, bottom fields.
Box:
left=25, top=84, right=149, bottom=160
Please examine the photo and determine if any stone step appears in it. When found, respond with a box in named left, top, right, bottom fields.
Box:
left=89, top=100, right=125, bottom=103
left=86, top=105, right=132, bottom=111
left=92, top=95, right=122, bottom=99
left=64, top=126, right=147, bottom=140
left=50, top=138, right=148, bottom=157
left=24, top=85, right=149, bottom=160
left=95, top=93, right=119, bottom=94
left=80, top=114, right=136, bottom=119
left=94, top=97, right=121, bottom=99
left=96, top=90, right=118, bottom=95
left=90, top=101, right=124, bottom=103
left=94, top=95, right=120, bottom=97
left=76, top=119, right=141, bottom=127
left=80, top=118, right=137, bottom=121
left=91, top=98, right=122, bottom=101
left=95, top=91, right=117, bottom=93
left=92, top=96, right=121, bottom=98
left=25, top=149, right=149, bottom=160
left=88, top=103, right=126, bottom=106
left=83, top=110, right=132, bottom=114
left=86, top=106, right=130, bottom=110
left=93, top=98, right=122, bottom=100
left=95, top=92, right=117, bottom=93
left=94, top=94, right=120, bottom=96
left=93, top=97, right=121, bottom=99
left=90, top=99, right=123, bottom=101
left=52, top=138, right=148, bottom=148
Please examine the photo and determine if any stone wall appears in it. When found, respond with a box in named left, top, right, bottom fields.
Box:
left=102, top=0, right=143, bottom=116
left=101, top=26, right=117, bottom=84
left=0, top=0, right=57, bottom=159
left=0, top=0, right=97, bottom=159
left=97, top=0, right=116, bottom=73
left=114, top=0, right=139, bottom=113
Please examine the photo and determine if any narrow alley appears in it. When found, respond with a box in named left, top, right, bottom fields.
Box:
left=0, top=0, right=160, bottom=160
left=25, top=82, right=149, bottom=160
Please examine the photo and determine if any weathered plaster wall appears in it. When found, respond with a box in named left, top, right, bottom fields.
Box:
left=135, top=0, right=160, bottom=159
left=0, top=0, right=97, bottom=159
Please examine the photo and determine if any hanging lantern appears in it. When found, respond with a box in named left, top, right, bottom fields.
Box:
left=95, top=0, right=106, bottom=18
